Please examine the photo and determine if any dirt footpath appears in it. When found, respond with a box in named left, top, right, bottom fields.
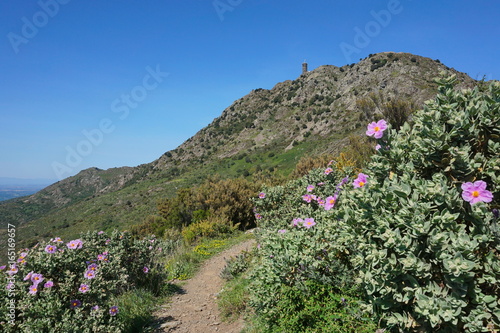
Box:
left=150, top=239, right=255, bottom=333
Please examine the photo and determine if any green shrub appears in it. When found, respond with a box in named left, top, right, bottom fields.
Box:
left=262, top=281, right=376, bottom=333
left=220, top=250, right=253, bottom=281
left=341, top=76, right=500, bottom=331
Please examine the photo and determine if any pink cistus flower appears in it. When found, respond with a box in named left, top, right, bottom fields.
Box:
left=143, top=267, right=149, bottom=273
left=29, top=284, right=38, bottom=295
left=324, top=167, right=334, bottom=175
left=78, top=284, right=90, bottom=293
left=24, top=271, right=33, bottom=281
left=7, top=265, right=18, bottom=276
left=44, top=281, right=54, bottom=288
left=461, top=181, right=493, bottom=205
left=70, top=299, right=81, bottom=309
left=88, top=263, right=98, bottom=271
left=366, top=119, right=387, bottom=139
left=259, top=192, right=266, bottom=199
left=306, top=185, right=315, bottom=192
left=324, top=195, right=338, bottom=211
left=375, top=144, right=381, bottom=151
left=353, top=173, right=368, bottom=188
left=31, top=273, right=44, bottom=285
left=109, top=306, right=119, bottom=316
left=302, top=194, right=313, bottom=203
left=84, top=270, right=96, bottom=279
left=45, top=244, right=57, bottom=254
left=292, top=218, right=303, bottom=227
left=255, top=213, right=262, bottom=220
left=278, top=229, right=287, bottom=234
left=303, top=218, right=316, bottom=229
left=66, top=239, right=83, bottom=249
left=52, top=237, right=63, bottom=243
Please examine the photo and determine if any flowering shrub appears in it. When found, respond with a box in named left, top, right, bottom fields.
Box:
left=341, top=77, right=500, bottom=331
left=0, top=230, right=169, bottom=332
left=249, top=77, right=499, bottom=332
left=249, top=159, right=374, bottom=330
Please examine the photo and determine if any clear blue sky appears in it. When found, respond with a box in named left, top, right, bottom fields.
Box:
left=1, top=0, right=499, bottom=181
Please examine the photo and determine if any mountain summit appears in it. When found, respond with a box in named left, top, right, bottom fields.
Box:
left=0, top=52, right=478, bottom=253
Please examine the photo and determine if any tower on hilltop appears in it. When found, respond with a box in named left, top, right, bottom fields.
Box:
left=302, top=60, right=308, bottom=74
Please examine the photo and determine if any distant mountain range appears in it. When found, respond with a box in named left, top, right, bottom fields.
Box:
left=0, top=52, right=482, bottom=257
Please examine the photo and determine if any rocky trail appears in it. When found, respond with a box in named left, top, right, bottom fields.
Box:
left=149, top=239, right=255, bottom=333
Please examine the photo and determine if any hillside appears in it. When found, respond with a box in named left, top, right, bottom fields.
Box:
left=0, top=52, right=478, bottom=255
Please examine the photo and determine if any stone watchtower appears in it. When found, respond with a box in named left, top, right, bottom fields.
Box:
left=302, top=60, right=308, bottom=74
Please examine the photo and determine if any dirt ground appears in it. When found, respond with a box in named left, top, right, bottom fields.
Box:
left=149, top=239, right=256, bottom=333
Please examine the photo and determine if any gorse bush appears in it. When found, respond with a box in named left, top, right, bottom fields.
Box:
left=341, top=76, right=499, bottom=331
left=157, top=175, right=260, bottom=233
left=0, top=230, right=169, bottom=332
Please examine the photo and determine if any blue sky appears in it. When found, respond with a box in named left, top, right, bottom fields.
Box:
left=0, top=0, right=499, bottom=181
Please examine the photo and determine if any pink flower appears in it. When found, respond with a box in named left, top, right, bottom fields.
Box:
left=259, top=192, right=266, bottom=199
left=143, top=267, right=149, bottom=273
left=324, top=195, right=338, bottom=211
left=461, top=181, right=493, bottom=205
left=316, top=197, right=326, bottom=206
left=366, top=119, right=387, bottom=139
left=353, top=173, right=368, bottom=188
left=66, top=239, right=83, bottom=249
left=88, top=263, right=98, bottom=271
left=306, top=185, right=315, bottom=192
left=44, top=281, right=54, bottom=288
left=31, top=273, right=44, bottom=285
left=324, top=168, right=333, bottom=175
left=278, top=229, right=287, bottom=234
left=45, top=244, right=57, bottom=254
left=85, top=270, right=96, bottom=279
left=29, top=284, right=38, bottom=295
left=24, top=271, right=33, bottom=281
left=375, top=144, right=381, bottom=151
left=292, top=218, right=303, bottom=227
left=255, top=213, right=262, bottom=220
left=302, top=194, right=312, bottom=203
left=303, top=218, right=316, bottom=229
left=52, top=237, right=63, bottom=243
left=109, top=306, right=119, bottom=316
left=79, top=284, right=90, bottom=293
left=7, top=265, right=18, bottom=276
